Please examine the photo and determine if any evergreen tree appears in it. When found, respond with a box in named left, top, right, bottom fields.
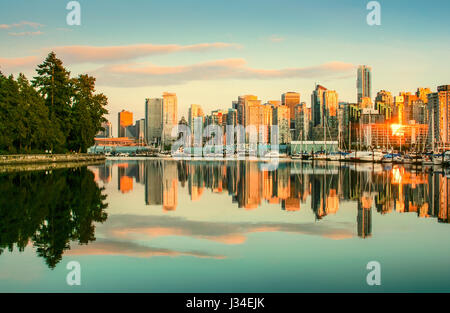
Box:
left=32, top=52, right=74, bottom=153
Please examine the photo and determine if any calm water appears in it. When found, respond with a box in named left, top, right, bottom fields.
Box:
left=0, top=159, right=449, bottom=292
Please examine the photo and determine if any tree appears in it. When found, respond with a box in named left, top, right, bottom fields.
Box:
left=32, top=52, right=74, bottom=153
left=69, top=74, right=108, bottom=153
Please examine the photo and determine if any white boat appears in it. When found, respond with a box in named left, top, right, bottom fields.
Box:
left=264, top=151, right=282, bottom=158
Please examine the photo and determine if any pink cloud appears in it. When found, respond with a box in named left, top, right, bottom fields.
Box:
left=0, top=21, right=44, bottom=29
left=268, top=35, right=285, bottom=42
left=0, top=56, right=39, bottom=72
left=91, top=59, right=356, bottom=87
left=51, top=42, right=241, bottom=63
left=8, top=31, right=44, bottom=37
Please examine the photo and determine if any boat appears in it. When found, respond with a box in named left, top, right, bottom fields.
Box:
left=358, top=151, right=384, bottom=163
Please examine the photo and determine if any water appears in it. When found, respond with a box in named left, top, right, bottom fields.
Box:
left=0, top=159, right=449, bottom=292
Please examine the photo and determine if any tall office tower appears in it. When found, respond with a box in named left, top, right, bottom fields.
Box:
left=273, top=105, right=291, bottom=144
left=188, top=104, right=204, bottom=128
left=162, top=92, right=178, bottom=146
left=357, top=65, right=372, bottom=104
left=323, top=90, right=339, bottom=140
left=428, top=85, right=450, bottom=149
left=294, top=103, right=305, bottom=141
left=145, top=98, right=163, bottom=145
left=135, top=119, right=145, bottom=143
left=237, top=95, right=261, bottom=126
left=323, top=90, right=339, bottom=119
left=394, top=95, right=405, bottom=124
left=282, top=92, right=301, bottom=127
left=118, top=110, right=133, bottom=137
left=311, top=84, right=327, bottom=126
left=227, top=108, right=238, bottom=126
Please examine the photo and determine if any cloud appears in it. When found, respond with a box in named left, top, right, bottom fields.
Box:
left=8, top=31, right=44, bottom=37
left=0, top=56, right=39, bottom=72
left=268, top=35, right=285, bottom=43
left=91, top=59, right=356, bottom=87
left=51, top=42, right=241, bottom=63
left=66, top=239, right=225, bottom=259
left=98, top=214, right=355, bottom=246
left=0, top=21, right=44, bottom=29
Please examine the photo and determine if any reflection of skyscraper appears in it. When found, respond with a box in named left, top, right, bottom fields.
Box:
left=98, top=163, right=112, bottom=183
left=357, top=198, right=372, bottom=238
left=162, top=161, right=178, bottom=211
left=145, top=161, right=163, bottom=205
left=118, top=164, right=133, bottom=194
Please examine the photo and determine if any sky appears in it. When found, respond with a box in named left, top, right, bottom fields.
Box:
left=0, top=0, right=449, bottom=133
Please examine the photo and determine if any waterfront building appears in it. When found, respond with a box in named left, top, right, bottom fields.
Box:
left=145, top=98, right=163, bottom=145
left=357, top=65, right=372, bottom=104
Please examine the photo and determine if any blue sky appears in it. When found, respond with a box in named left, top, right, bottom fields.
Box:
left=1, top=0, right=449, bottom=131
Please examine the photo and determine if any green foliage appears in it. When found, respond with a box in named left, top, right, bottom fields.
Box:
left=0, top=52, right=108, bottom=154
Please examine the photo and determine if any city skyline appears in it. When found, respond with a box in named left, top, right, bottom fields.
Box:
left=1, top=0, right=449, bottom=133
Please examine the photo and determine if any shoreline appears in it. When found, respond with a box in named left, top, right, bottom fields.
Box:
left=0, top=154, right=105, bottom=166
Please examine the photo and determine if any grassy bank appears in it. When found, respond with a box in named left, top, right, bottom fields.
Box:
left=0, top=154, right=105, bottom=166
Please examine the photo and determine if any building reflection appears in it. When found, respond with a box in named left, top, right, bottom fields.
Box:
left=96, top=160, right=450, bottom=238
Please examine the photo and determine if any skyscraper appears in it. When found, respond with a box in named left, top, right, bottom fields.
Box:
left=311, top=84, right=327, bottom=127
left=162, top=92, right=178, bottom=146
left=282, top=92, right=301, bottom=127
left=145, top=98, right=163, bottom=145
left=188, top=104, right=204, bottom=128
left=428, top=85, right=450, bottom=149
left=118, top=110, right=133, bottom=138
left=357, top=65, right=372, bottom=104
left=273, top=105, right=290, bottom=144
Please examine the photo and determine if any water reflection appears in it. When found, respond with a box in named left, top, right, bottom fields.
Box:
left=94, top=160, right=449, bottom=241
left=0, top=168, right=108, bottom=269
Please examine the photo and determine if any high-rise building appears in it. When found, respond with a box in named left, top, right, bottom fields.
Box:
left=135, top=118, right=145, bottom=143
left=357, top=65, right=372, bottom=104
left=282, top=92, right=301, bottom=127
left=188, top=104, right=204, bottom=128
left=311, top=84, right=327, bottom=127
left=118, top=110, right=133, bottom=137
left=237, top=95, right=260, bottom=126
left=273, top=105, right=290, bottom=144
left=428, top=85, right=450, bottom=149
left=162, top=92, right=178, bottom=146
left=145, top=98, right=163, bottom=145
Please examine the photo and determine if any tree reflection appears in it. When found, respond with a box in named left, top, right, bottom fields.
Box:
left=0, top=167, right=108, bottom=269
